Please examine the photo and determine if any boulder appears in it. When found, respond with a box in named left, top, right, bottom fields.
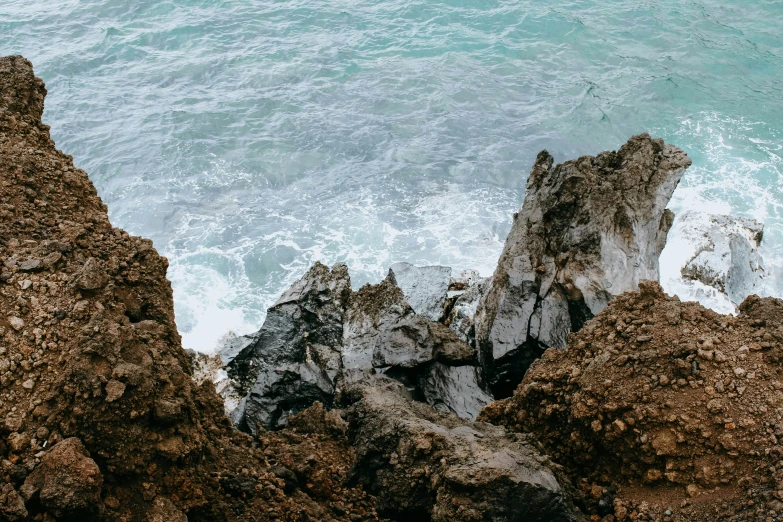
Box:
left=475, top=134, right=691, bottom=397
left=387, top=262, right=451, bottom=321
left=342, top=279, right=489, bottom=418
left=418, top=362, right=492, bottom=420
left=345, top=378, right=582, bottom=522
left=228, top=262, right=351, bottom=432
left=671, top=211, right=765, bottom=306
left=0, top=484, right=26, bottom=522
left=23, top=438, right=104, bottom=519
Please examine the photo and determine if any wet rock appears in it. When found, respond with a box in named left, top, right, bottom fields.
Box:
left=23, top=437, right=104, bottom=519
left=71, top=257, right=108, bottom=291
left=341, top=278, right=431, bottom=383
left=243, top=361, right=336, bottom=431
left=0, top=484, right=27, bottom=522
left=346, top=378, right=581, bottom=522
left=475, top=135, right=691, bottom=397
left=387, top=262, right=452, bottom=321
left=419, top=362, right=492, bottom=420
left=676, top=211, right=765, bottom=306
left=445, top=276, right=489, bottom=346
left=228, top=262, right=351, bottom=432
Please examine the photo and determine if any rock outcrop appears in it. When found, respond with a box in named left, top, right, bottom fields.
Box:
left=387, top=262, right=451, bottom=321
left=229, top=266, right=491, bottom=426
left=227, top=262, right=351, bottom=432
left=475, top=134, right=692, bottom=397
left=481, top=281, right=783, bottom=521
left=444, top=276, right=489, bottom=347
left=676, top=211, right=765, bottom=305
left=0, top=55, right=386, bottom=522
left=345, top=378, right=582, bottom=522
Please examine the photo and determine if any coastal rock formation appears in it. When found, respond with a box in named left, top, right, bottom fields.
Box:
left=676, top=211, right=765, bottom=305
left=481, top=281, right=783, bottom=521
left=229, top=266, right=490, bottom=427
left=346, top=378, right=581, bottom=522
left=444, top=276, right=489, bottom=347
left=387, top=262, right=451, bottom=321
left=475, top=135, right=692, bottom=397
left=227, top=262, right=351, bottom=432
left=0, top=55, right=386, bottom=522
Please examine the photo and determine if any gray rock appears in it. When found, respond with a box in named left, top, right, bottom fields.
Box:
left=445, top=277, right=489, bottom=346
left=387, top=262, right=451, bottom=321
left=18, top=258, right=41, bottom=272
left=419, top=362, right=492, bottom=420
left=216, top=330, right=260, bottom=366
left=475, top=134, right=692, bottom=397
left=346, top=378, right=582, bottom=522
left=676, top=211, right=765, bottom=306
left=228, top=262, right=351, bottom=432
left=341, top=278, right=431, bottom=383
left=243, top=361, right=335, bottom=431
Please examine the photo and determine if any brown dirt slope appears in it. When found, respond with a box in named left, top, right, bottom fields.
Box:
left=0, top=55, right=384, bottom=521
left=481, top=280, right=783, bottom=521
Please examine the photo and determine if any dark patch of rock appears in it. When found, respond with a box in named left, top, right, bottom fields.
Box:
left=346, top=378, right=583, bottom=522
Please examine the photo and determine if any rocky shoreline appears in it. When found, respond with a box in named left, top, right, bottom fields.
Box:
left=1, top=55, right=779, bottom=521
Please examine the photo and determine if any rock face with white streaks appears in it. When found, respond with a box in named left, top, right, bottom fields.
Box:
left=677, top=211, right=765, bottom=306
left=475, top=134, right=692, bottom=397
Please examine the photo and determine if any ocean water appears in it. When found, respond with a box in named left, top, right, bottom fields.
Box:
left=1, top=1, right=781, bottom=352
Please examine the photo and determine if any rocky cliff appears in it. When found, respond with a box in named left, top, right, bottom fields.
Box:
left=4, top=54, right=775, bottom=522
left=0, top=55, right=386, bottom=522
left=0, top=56, right=587, bottom=522
left=475, top=136, right=692, bottom=397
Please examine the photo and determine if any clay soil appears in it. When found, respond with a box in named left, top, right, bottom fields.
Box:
left=481, top=280, right=783, bottom=522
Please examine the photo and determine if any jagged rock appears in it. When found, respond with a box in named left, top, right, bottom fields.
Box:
left=430, top=322, right=476, bottom=365
left=445, top=277, right=489, bottom=346
left=675, top=211, right=765, bottom=306
left=449, top=269, right=482, bottom=291
left=228, top=262, right=351, bottom=432
left=419, top=362, right=492, bottom=420
left=341, top=279, right=486, bottom=412
left=341, top=278, right=432, bottom=383
left=475, top=134, right=692, bottom=397
left=387, top=262, right=451, bottom=321
left=23, top=438, right=104, bottom=519
left=346, top=378, right=581, bottom=522
left=217, top=330, right=260, bottom=366
left=0, top=484, right=27, bottom=522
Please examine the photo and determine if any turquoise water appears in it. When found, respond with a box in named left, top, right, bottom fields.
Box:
left=2, top=1, right=782, bottom=351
